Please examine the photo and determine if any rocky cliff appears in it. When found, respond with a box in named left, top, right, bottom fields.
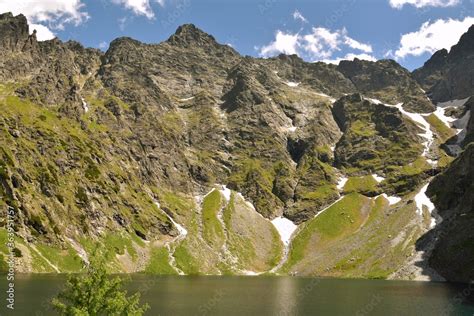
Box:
left=0, top=12, right=472, bottom=281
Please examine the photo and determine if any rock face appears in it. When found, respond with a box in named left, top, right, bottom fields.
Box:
left=0, top=12, right=472, bottom=279
left=426, top=144, right=474, bottom=282
left=414, top=24, right=474, bottom=103
left=332, top=93, right=422, bottom=174
left=337, top=59, right=434, bottom=112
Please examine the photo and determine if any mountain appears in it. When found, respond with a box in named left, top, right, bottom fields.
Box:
left=413, top=25, right=474, bottom=103
left=0, top=12, right=472, bottom=282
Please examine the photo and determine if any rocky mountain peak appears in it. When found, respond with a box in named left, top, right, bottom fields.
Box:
left=448, top=24, right=474, bottom=59
left=167, top=23, right=221, bottom=47
left=414, top=24, right=474, bottom=102
left=0, top=12, right=30, bottom=51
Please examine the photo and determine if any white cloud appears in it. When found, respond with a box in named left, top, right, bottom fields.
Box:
left=98, top=41, right=109, bottom=50
left=395, top=17, right=474, bottom=59
left=303, top=27, right=341, bottom=59
left=344, top=35, right=373, bottom=53
left=389, top=0, right=460, bottom=9
left=293, top=10, right=308, bottom=23
left=259, top=26, right=373, bottom=62
left=29, top=23, right=56, bottom=41
left=259, top=31, right=300, bottom=57
left=0, top=0, right=89, bottom=30
left=111, top=0, right=164, bottom=19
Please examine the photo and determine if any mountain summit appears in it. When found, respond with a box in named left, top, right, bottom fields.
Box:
left=167, top=23, right=224, bottom=48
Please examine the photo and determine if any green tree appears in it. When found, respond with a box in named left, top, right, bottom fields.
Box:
left=52, top=251, right=149, bottom=315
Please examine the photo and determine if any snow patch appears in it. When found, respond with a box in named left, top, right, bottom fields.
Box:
left=414, top=184, right=437, bottom=228
left=336, top=177, right=348, bottom=190
left=285, top=81, right=300, bottom=87
left=271, top=217, right=298, bottom=246
left=219, top=185, right=232, bottom=202
left=81, top=97, right=89, bottom=113
left=434, top=106, right=456, bottom=129
left=287, top=126, right=297, bottom=133
left=365, top=97, right=383, bottom=104
left=154, top=201, right=188, bottom=237
left=381, top=194, right=401, bottom=205
left=372, top=174, right=385, bottom=183
left=435, top=97, right=470, bottom=130
left=169, top=215, right=188, bottom=237
left=447, top=109, right=471, bottom=155
left=386, top=103, right=434, bottom=159
left=178, top=96, right=195, bottom=102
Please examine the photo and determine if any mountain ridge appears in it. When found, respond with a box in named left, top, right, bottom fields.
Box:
left=0, top=12, right=472, bottom=282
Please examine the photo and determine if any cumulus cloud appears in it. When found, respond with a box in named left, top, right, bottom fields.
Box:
left=0, top=0, right=90, bottom=41
left=389, top=0, right=460, bottom=9
left=0, top=0, right=89, bottom=29
left=258, top=26, right=374, bottom=62
left=259, top=31, right=300, bottom=57
left=29, top=23, right=56, bottom=41
left=293, top=10, right=308, bottom=23
left=395, top=17, right=474, bottom=59
left=111, top=0, right=165, bottom=19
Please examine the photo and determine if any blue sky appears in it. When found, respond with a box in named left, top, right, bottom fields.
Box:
left=1, top=0, right=474, bottom=70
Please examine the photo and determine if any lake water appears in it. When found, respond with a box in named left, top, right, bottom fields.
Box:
left=1, top=275, right=474, bottom=315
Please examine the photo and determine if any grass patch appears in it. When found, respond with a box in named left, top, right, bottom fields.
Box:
left=35, top=244, right=83, bottom=272
left=425, top=114, right=455, bottom=142
left=173, top=243, right=201, bottom=275
left=343, top=175, right=380, bottom=195
left=282, top=193, right=369, bottom=272
left=145, top=247, right=178, bottom=275
left=201, top=189, right=224, bottom=247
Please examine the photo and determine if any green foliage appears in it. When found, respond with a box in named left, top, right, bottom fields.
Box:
left=52, top=250, right=149, bottom=316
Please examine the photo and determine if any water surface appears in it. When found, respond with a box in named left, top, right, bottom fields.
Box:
left=1, top=275, right=473, bottom=315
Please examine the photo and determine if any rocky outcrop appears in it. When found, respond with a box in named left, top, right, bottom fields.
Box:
left=426, top=143, right=474, bottom=282
left=412, top=49, right=448, bottom=92
left=337, top=59, right=434, bottom=112
left=414, top=24, right=474, bottom=103
left=333, top=94, right=423, bottom=174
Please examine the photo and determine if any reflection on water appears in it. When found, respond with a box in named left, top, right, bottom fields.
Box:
left=1, top=275, right=473, bottom=315
left=272, top=275, right=298, bottom=316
